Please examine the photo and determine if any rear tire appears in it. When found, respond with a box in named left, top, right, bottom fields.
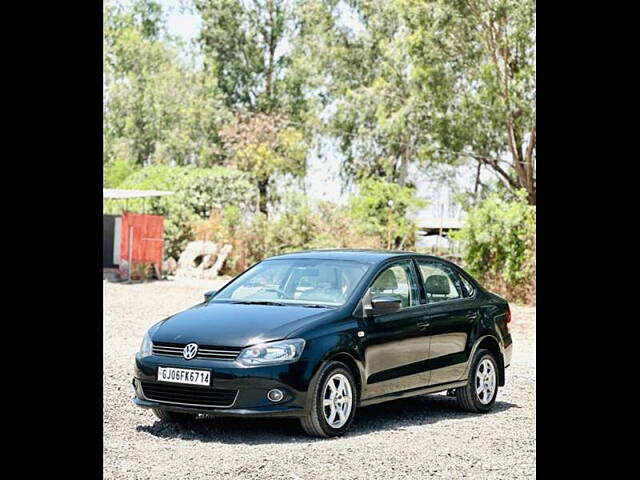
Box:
left=152, top=408, right=198, bottom=423
left=456, top=348, right=499, bottom=413
left=300, top=361, right=357, bottom=437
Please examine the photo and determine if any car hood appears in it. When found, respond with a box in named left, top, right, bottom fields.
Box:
left=151, top=302, right=335, bottom=348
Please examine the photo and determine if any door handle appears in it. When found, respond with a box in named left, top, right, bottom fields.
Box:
left=417, top=321, right=430, bottom=330
left=466, top=313, right=478, bottom=321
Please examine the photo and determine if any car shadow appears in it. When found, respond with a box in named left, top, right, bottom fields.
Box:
left=135, top=395, right=520, bottom=445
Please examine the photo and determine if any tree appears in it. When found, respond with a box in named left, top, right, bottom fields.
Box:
left=103, top=0, right=230, bottom=168
left=219, top=113, right=307, bottom=215
left=297, top=0, right=535, bottom=203
left=454, top=190, right=536, bottom=301
left=400, top=0, right=536, bottom=204
left=295, top=0, right=424, bottom=186
left=193, top=0, right=309, bottom=118
left=349, top=178, right=425, bottom=249
left=192, top=0, right=314, bottom=215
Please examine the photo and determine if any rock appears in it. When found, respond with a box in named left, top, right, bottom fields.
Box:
left=175, top=241, right=232, bottom=279
left=164, top=257, right=178, bottom=275
left=118, top=260, right=129, bottom=281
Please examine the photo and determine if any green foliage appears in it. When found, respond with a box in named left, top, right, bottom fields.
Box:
left=234, top=195, right=322, bottom=265
left=200, top=194, right=380, bottom=272
left=193, top=0, right=313, bottom=120
left=102, top=0, right=536, bottom=297
left=454, top=190, right=535, bottom=300
left=400, top=0, right=536, bottom=203
left=195, top=181, right=424, bottom=268
left=109, top=165, right=255, bottom=258
left=220, top=113, right=308, bottom=214
left=103, top=157, right=140, bottom=188
left=268, top=195, right=316, bottom=254
left=295, top=0, right=420, bottom=185
left=298, top=0, right=535, bottom=202
left=190, top=0, right=314, bottom=216
left=104, top=0, right=230, bottom=167
left=349, top=178, right=426, bottom=248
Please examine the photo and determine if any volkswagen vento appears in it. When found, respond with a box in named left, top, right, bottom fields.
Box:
left=133, top=249, right=512, bottom=437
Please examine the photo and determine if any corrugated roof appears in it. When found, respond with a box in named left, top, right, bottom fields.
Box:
left=414, top=214, right=464, bottom=230
left=103, top=188, right=174, bottom=199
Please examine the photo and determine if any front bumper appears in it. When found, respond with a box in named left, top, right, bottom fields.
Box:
left=132, top=392, right=305, bottom=417
left=132, top=353, right=313, bottom=418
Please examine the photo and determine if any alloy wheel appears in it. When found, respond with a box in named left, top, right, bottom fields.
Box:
left=322, top=373, right=353, bottom=428
left=475, top=358, right=496, bottom=405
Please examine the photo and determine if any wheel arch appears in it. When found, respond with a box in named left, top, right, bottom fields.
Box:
left=465, top=334, right=506, bottom=386
left=304, top=347, right=365, bottom=412
left=325, top=351, right=364, bottom=401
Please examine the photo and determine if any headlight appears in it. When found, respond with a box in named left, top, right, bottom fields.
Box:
left=236, top=338, right=306, bottom=366
left=139, top=332, right=153, bottom=357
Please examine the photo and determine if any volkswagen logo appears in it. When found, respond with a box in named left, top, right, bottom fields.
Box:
left=183, top=343, right=198, bottom=360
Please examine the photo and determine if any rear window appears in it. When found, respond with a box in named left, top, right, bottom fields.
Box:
left=459, top=274, right=476, bottom=297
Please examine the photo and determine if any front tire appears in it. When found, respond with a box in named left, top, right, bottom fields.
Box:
left=152, top=408, right=198, bottom=423
left=300, top=361, right=357, bottom=437
left=456, top=348, right=499, bottom=413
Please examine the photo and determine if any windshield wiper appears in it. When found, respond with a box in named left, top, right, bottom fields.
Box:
left=230, top=300, right=288, bottom=306
left=229, top=300, right=333, bottom=308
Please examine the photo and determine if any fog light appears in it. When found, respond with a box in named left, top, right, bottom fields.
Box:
left=267, top=389, right=284, bottom=402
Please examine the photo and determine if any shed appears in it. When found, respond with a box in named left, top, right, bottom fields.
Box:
left=414, top=213, right=464, bottom=237
left=103, top=189, right=174, bottom=280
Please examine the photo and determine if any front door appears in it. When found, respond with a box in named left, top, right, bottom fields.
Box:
left=416, top=259, right=478, bottom=386
left=361, top=260, right=432, bottom=400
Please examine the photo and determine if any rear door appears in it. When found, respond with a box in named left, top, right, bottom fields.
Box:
left=416, top=259, right=479, bottom=386
left=361, top=260, right=432, bottom=399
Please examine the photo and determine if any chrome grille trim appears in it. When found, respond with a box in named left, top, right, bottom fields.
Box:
left=152, top=343, right=241, bottom=361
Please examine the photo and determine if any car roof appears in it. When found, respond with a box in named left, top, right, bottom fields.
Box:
left=264, top=249, right=446, bottom=264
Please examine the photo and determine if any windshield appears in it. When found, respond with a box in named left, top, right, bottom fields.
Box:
left=212, top=259, right=372, bottom=307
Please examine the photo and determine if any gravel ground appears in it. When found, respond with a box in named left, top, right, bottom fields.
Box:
left=104, top=277, right=536, bottom=479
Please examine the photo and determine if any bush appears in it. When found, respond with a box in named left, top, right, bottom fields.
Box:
left=349, top=178, right=425, bottom=249
left=103, top=156, right=140, bottom=188
left=262, top=194, right=380, bottom=258
left=107, top=165, right=255, bottom=258
left=190, top=194, right=381, bottom=274
left=455, top=190, right=536, bottom=304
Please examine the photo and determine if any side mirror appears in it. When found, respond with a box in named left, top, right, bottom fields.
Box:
left=365, top=295, right=402, bottom=317
left=203, top=290, right=217, bottom=302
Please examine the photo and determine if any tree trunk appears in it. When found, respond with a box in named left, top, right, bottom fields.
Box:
left=265, top=0, right=275, bottom=113
left=527, top=188, right=536, bottom=205
left=473, top=161, right=482, bottom=203
left=258, top=178, right=269, bottom=216
left=397, top=148, right=409, bottom=187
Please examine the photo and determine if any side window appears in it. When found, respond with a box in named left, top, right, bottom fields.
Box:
left=417, top=261, right=463, bottom=303
left=369, top=262, right=420, bottom=308
left=459, top=274, right=476, bottom=297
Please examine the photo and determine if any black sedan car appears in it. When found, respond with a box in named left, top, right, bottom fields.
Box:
left=133, top=249, right=512, bottom=437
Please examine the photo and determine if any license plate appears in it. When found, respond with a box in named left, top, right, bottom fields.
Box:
left=157, top=367, right=211, bottom=386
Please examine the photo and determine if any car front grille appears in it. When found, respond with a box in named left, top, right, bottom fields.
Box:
left=152, top=342, right=241, bottom=361
left=140, top=382, right=238, bottom=408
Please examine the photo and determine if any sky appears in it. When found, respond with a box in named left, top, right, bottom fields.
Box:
left=152, top=0, right=482, bottom=217
left=159, top=1, right=200, bottom=45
